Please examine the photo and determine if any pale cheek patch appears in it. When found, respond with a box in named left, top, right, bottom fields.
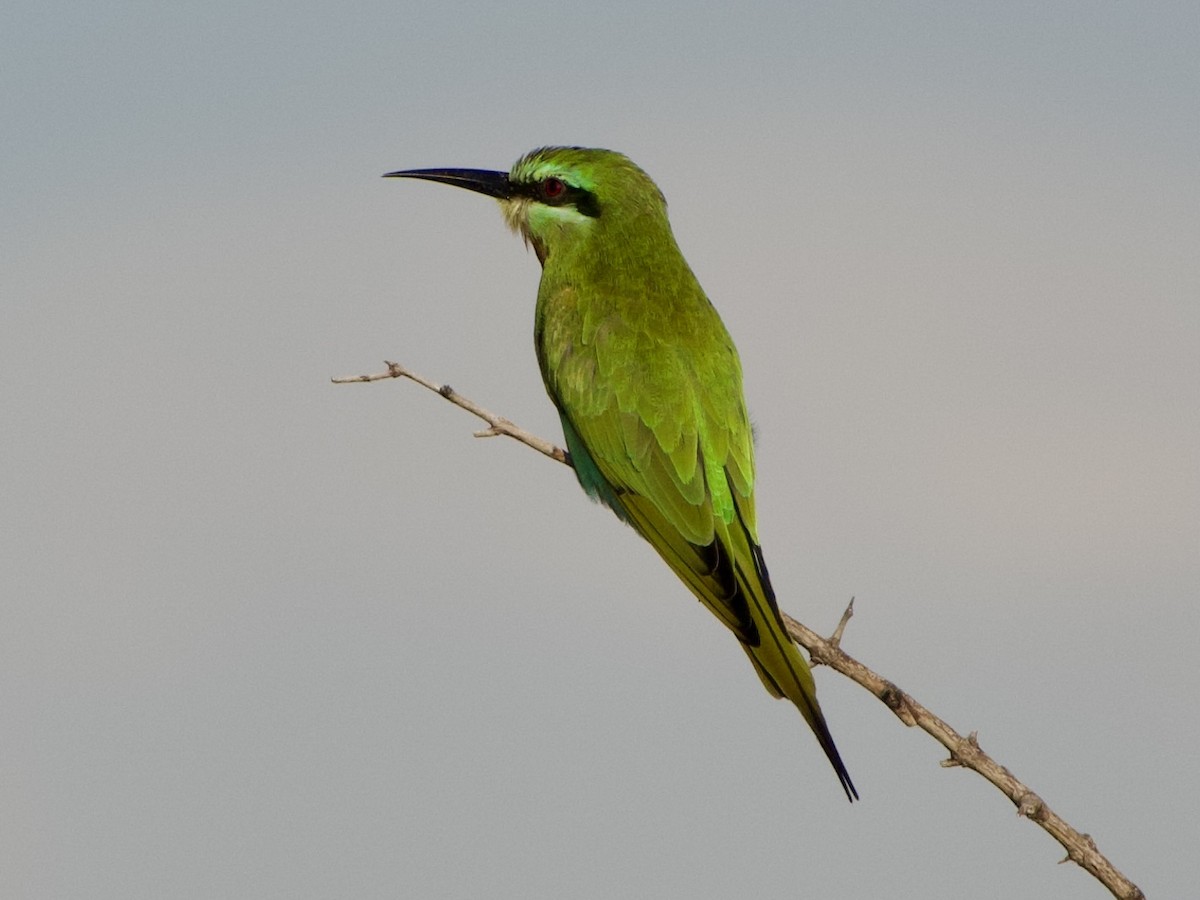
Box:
left=499, top=198, right=594, bottom=254
left=528, top=204, right=594, bottom=239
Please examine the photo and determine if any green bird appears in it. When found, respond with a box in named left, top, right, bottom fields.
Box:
left=386, top=147, right=857, bottom=801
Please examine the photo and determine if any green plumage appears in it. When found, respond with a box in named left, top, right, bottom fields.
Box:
left=387, top=146, right=857, bottom=801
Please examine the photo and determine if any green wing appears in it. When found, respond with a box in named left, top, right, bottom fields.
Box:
left=543, top=291, right=761, bottom=644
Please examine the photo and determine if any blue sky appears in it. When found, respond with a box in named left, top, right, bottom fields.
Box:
left=4, top=3, right=1197, bottom=897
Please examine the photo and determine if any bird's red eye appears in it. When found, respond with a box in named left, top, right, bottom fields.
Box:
left=542, top=177, right=566, bottom=200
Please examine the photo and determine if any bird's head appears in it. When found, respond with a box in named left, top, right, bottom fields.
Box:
left=385, top=147, right=669, bottom=265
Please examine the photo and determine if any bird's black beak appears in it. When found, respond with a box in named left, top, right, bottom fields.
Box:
left=383, top=167, right=512, bottom=199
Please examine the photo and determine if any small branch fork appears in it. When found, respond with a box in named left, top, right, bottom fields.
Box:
left=334, top=360, right=1144, bottom=900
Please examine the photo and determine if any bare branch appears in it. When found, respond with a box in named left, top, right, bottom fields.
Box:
left=333, top=361, right=570, bottom=465
left=335, top=359, right=1144, bottom=900
left=782, top=612, right=1143, bottom=899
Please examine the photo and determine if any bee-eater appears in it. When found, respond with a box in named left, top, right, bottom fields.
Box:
left=386, top=147, right=857, bottom=801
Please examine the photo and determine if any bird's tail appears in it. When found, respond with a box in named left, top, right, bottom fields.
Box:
left=594, top=455, right=858, bottom=801
left=734, top=533, right=859, bottom=802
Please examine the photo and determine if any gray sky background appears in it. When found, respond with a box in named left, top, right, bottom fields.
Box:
left=4, top=2, right=1197, bottom=898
